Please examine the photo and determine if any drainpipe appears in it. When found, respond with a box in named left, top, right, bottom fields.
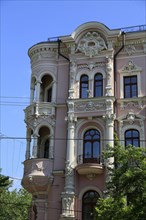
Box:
left=58, top=38, right=70, bottom=98
left=113, top=32, right=125, bottom=131
left=58, top=39, right=70, bottom=62
left=57, top=38, right=71, bottom=165
left=114, top=31, right=125, bottom=95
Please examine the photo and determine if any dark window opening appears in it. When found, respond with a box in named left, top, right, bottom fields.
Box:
left=44, top=139, right=49, bottom=158
left=124, top=76, right=137, bottom=98
left=47, top=87, right=52, bottom=102
left=94, top=73, right=103, bottom=97
left=82, top=190, right=100, bottom=220
left=80, top=75, right=89, bottom=98
left=83, top=129, right=100, bottom=163
left=125, top=129, right=140, bottom=147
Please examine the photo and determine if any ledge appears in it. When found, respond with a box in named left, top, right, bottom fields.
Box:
left=75, top=163, right=104, bottom=175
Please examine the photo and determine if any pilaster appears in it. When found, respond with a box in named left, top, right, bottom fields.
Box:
left=60, top=101, right=76, bottom=219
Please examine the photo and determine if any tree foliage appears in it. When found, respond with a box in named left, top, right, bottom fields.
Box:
left=0, top=171, right=32, bottom=220
left=95, top=133, right=146, bottom=220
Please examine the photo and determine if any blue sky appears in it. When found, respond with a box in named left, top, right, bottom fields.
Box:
left=0, top=0, right=146, bottom=189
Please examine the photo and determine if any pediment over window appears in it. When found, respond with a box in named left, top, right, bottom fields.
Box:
left=117, top=110, right=145, bottom=124
left=119, top=60, right=142, bottom=73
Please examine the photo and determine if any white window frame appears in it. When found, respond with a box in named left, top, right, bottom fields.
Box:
left=119, top=60, right=142, bottom=99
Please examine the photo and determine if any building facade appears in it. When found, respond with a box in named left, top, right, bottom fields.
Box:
left=22, top=22, right=146, bottom=220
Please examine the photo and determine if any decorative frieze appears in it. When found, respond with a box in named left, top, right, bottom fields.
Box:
left=124, top=45, right=136, bottom=55
left=26, top=115, right=56, bottom=131
left=78, top=62, right=105, bottom=70
left=74, top=100, right=106, bottom=113
left=119, top=100, right=144, bottom=110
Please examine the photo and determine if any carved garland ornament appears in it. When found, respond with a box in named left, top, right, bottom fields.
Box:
left=76, top=32, right=107, bottom=57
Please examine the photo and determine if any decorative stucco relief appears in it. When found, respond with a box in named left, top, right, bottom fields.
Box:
left=120, top=60, right=142, bottom=73
left=124, top=45, right=136, bottom=55
left=120, top=100, right=144, bottom=110
left=78, top=62, right=105, bottom=70
left=74, top=101, right=105, bottom=112
left=76, top=31, right=107, bottom=57
left=26, top=115, right=56, bottom=130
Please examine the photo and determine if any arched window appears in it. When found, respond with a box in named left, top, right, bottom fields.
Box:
left=38, top=127, right=50, bottom=158
left=125, top=129, right=140, bottom=147
left=94, top=73, right=103, bottom=97
left=41, top=75, right=53, bottom=102
left=80, top=75, right=89, bottom=98
left=83, top=129, right=100, bottom=163
left=82, top=190, right=100, bottom=220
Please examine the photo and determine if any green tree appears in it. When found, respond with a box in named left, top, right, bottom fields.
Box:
left=0, top=171, right=32, bottom=220
left=95, top=133, right=146, bottom=220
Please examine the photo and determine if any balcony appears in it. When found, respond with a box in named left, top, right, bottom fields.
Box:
left=75, top=155, right=104, bottom=175
left=24, top=102, right=56, bottom=120
left=22, top=158, right=53, bottom=194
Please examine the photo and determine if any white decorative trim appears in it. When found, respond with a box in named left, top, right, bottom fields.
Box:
left=78, top=186, right=103, bottom=199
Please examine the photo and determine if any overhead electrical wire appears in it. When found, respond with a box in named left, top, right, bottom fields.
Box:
left=0, top=136, right=146, bottom=142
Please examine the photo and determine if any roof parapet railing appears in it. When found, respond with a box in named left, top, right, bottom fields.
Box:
left=120, top=24, right=146, bottom=33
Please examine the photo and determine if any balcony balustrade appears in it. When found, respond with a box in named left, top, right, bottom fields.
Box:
left=24, top=102, right=56, bottom=120
left=75, top=154, right=104, bottom=175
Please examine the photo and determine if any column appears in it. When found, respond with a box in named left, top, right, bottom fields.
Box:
left=32, top=134, right=38, bottom=158
left=52, top=81, right=57, bottom=103
left=69, top=61, right=77, bottom=99
left=33, top=198, right=47, bottom=220
left=105, top=56, right=113, bottom=96
left=25, top=138, right=31, bottom=160
left=30, top=86, right=34, bottom=104
left=104, top=99, right=115, bottom=183
left=36, top=81, right=41, bottom=102
left=49, top=135, right=54, bottom=159
left=61, top=102, right=76, bottom=219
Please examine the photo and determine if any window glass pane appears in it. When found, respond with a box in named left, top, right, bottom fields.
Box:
left=94, top=74, right=103, bottom=97
left=85, top=135, right=92, bottom=140
left=133, top=140, right=139, bottom=147
left=80, top=75, right=88, bottom=98
left=95, top=87, right=102, bottom=96
left=84, top=142, right=91, bottom=158
left=131, top=76, right=137, bottom=83
left=90, top=130, right=95, bottom=135
left=124, top=77, right=130, bottom=84
left=126, top=140, right=132, bottom=146
left=131, top=85, right=137, bottom=97
left=93, top=142, right=99, bottom=157
left=125, top=130, right=132, bottom=138
left=95, top=74, right=102, bottom=80
left=132, top=130, right=139, bottom=137
left=93, top=134, right=100, bottom=140
left=81, top=75, right=88, bottom=82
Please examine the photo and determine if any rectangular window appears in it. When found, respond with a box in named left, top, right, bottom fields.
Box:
left=124, top=76, right=137, bottom=98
